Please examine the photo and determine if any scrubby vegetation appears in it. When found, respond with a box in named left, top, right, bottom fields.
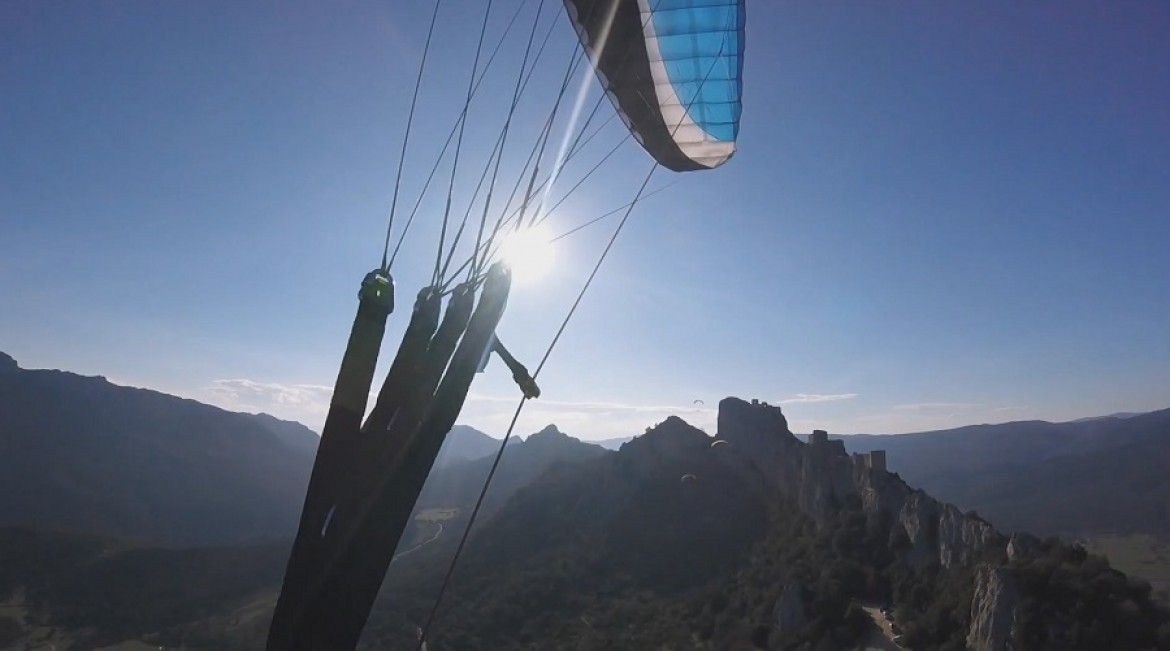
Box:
left=1011, top=538, right=1170, bottom=651
left=0, top=527, right=285, bottom=648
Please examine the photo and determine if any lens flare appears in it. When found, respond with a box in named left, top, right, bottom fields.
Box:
left=498, top=224, right=555, bottom=284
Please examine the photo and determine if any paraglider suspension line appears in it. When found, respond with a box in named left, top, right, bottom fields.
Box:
left=387, top=0, right=533, bottom=270
left=419, top=31, right=735, bottom=642
left=434, top=0, right=495, bottom=287
left=380, top=0, right=443, bottom=271
left=438, top=0, right=548, bottom=284
left=416, top=161, right=659, bottom=650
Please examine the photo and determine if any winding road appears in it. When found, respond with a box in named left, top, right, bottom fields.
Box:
left=857, top=605, right=906, bottom=651
left=391, top=522, right=444, bottom=563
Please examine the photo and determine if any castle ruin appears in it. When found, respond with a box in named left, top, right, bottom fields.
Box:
left=806, top=427, right=886, bottom=472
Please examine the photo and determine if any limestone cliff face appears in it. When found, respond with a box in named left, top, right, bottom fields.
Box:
left=611, top=398, right=1024, bottom=648
left=717, top=397, right=1001, bottom=569
left=715, top=397, right=802, bottom=495
left=1006, top=532, right=1041, bottom=561
left=714, top=397, right=1031, bottom=648
left=772, top=582, right=808, bottom=636
left=967, top=564, right=1019, bottom=651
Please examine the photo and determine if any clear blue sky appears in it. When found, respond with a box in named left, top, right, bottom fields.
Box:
left=3, top=1, right=1168, bottom=439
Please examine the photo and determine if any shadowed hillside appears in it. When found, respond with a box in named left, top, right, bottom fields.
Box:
left=0, top=527, right=285, bottom=650
left=0, top=353, right=315, bottom=546
left=416, top=424, right=608, bottom=515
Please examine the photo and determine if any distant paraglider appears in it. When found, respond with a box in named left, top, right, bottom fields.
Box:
left=680, top=473, right=698, bottom=483
left=693, top=399, right=704, bottom=405
left=711, top=439, right=729, bottom=448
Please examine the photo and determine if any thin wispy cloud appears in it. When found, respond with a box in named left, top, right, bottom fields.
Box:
left=202, top=379, right=336, bottom=429
left=892, top=402, right=980, bottom=411
left=777, top=393, right=858, bottom=404
left=198, top=380, right=718, bottom=441
left=206, top=379, right=334, bottom=405
left=466, top=392, right=715, bottom=414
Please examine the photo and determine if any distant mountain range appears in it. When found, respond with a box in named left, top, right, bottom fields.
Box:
left=0, top=352, right=314, bottom=547
left=593, top=435, right=634, bottom=450
left=827, top=410, right=1170, bottom=536
left=246, top=411, right=320, bottom=454
left=431, top=424, right=518, bottom=470
left=5, top=349, right=1168, bottom=546
left=417, top=424, right=608, bottom=516
left=0, top=352, right=597, bottom=547
left=3, top=352, right=1169, bottom=649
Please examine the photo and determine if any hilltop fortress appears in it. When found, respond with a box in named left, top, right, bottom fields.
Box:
left=715, top=397, right=1025, bottom=649
left=717, top=397, right=999, bottom=569
left=807, top=427, right=887, bottom=472
left=614, top=397, right=1047, bottom=649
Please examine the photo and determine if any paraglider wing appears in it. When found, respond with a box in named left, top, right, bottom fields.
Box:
left=563, top=0, right=745, bottom=172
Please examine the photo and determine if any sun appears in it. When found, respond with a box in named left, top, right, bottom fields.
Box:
left=498, top=223, right=556, bottom=284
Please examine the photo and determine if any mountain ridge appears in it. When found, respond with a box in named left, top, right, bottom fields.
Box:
left=0, top=354, right=315, bottom=546
left=416, top=424, right=608, bottom=515
left=365, top=398, right=1170, bottom=650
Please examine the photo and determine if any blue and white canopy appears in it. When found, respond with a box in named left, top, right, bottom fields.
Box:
left=564, top=0, right=745, bottom=172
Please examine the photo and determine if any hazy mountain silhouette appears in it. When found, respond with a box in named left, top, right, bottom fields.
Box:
left=431, top=424, right=516, bottom=470
left=0, top=354, right=541, bottom=548
left=833, top=410, right=1170, bottom=536
left=247, top=412, right=320, bottom=455
left=416, top=424, right=608, bottom=515
left=593, top=435, right=634, bottom=450
left=0, top=353, right=315, bottom=546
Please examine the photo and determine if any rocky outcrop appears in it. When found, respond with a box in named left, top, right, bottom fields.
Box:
left=773, top=582, right=807, bottom=636
left=1006, top=532, right=1041, bottom=562
left=717, top=397, right=1002, bottom=569
left=938, top=503, right=999, bottom=568
left=717, top=398, right=803, bottom=495
left=967, top=564, right=1018, bottom=651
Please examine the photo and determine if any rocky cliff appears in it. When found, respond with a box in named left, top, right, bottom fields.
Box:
left=717, top=397, right=1001, bottom=569
left=967, top=563, right=1019, bottom=651
left=714, top=397, right=1048, bottom=647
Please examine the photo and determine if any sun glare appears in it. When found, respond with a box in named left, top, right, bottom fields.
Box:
left=499, top=224, right=556, bottom=284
